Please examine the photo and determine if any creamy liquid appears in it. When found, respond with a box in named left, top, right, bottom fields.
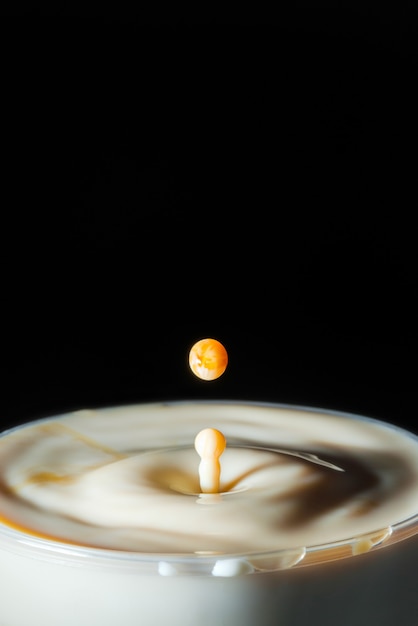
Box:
left=1, top=402, right=418, bottom=556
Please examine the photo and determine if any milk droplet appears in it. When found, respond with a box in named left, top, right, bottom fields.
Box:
left=212, top=558, right=254, bottom=577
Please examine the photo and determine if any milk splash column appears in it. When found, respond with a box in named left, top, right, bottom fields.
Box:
left=194, top=428, right=226, bottom=494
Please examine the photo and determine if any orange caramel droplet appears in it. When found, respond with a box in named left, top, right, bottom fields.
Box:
left=188, top=338, right=228, bottom=381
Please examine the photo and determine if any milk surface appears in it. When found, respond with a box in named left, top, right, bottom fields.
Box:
left=1, top=401, right=418, bottom=555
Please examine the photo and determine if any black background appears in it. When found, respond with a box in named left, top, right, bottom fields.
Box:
left=1, top=8, right=417, bottom=434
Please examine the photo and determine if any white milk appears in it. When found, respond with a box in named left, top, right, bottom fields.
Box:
left=0, top=401, right=417, bottom=625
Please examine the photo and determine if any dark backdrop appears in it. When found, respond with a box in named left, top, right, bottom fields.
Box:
left=1, top=9, right=417, bottom=434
